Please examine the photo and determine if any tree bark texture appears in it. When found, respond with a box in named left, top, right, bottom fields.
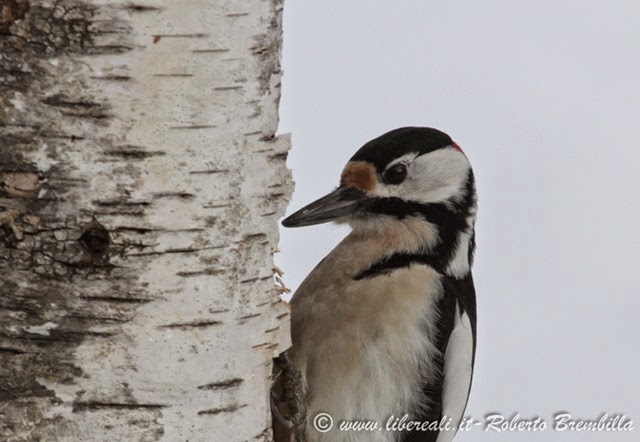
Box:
left=0, top=1, right=291, bottom=440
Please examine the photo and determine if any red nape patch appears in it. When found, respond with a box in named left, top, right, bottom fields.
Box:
left=451, top=141, right=464, bottom=153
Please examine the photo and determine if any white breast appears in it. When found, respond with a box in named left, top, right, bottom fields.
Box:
left=291, top=234, right=444, bottom=442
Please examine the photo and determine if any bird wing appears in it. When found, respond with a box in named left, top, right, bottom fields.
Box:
left=437, top=274, right=477, bottom=442
left=403, top=274, right=477, bottom=442
left=437, top=307, right=475, bottom=440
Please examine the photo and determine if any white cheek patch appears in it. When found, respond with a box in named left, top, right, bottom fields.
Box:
left=408, top=148, right=470, bottom=203
left=377, top=147, right=470, bottom=204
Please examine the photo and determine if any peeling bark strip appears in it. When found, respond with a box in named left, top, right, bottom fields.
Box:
left=0, top=0, right=291, bottom=441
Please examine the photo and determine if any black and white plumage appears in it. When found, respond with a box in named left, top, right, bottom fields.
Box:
left=275, top=127, right=477, bottom=442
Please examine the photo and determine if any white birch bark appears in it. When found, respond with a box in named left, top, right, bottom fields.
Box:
left=0, top=1, right=291, bottom=440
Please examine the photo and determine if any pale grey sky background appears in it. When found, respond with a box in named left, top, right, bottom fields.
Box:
left=276, top=1, right=640, bottom=441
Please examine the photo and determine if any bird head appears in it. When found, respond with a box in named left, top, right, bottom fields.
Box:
left=282, top=127, right=477, bottom=274
left=284, top=126, right=475, bottom=226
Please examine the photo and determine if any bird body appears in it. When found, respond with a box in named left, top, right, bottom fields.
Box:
left=275, top=127, right=478, bottom=442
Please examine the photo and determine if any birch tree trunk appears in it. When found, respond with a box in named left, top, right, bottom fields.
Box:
left=0, top=1, right=291, bottom=440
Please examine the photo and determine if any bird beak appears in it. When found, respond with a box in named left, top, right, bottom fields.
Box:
left=282, top=187, right=366, bottom=228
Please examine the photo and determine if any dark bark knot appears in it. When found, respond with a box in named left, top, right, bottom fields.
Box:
left=79, top=221, right=110, bottom=256
left=0, top=222, right=18, bottom=248
left=0, top=0, right=30, bottom=33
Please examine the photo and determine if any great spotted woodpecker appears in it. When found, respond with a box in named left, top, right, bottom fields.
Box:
left=273, top=127, right=478, bottom=442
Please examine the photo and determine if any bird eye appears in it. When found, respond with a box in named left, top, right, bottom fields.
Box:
left=382, top=163, right=408, bottom=185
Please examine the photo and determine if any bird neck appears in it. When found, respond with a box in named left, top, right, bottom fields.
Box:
left=350, top=175, right=477, bottom=280
left=351, top=210, right=475, bottom=280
